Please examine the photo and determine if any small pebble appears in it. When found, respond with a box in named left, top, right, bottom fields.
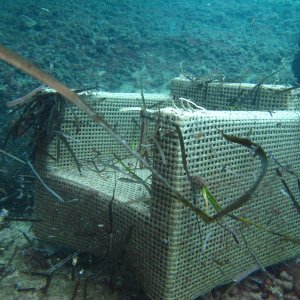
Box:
left=269, top=284, right=283, bottom=298
left=275, top=278, right=293, bottom=291
left=241, top=291, right=262, bottom=300
left=243, top=280, right=260, bottom=292
left=279, top=271, right=293, bottom=282
left=294, top=280, right=300, bottom=295
left=227, top=285, right=239, bottom=296
left=291, top=268, right=300, bottom=295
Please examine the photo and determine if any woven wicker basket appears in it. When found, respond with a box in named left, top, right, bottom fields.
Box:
left=33, top=81, right=300, bottom=299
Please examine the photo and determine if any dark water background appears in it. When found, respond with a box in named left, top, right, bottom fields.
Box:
left=0, top=0, right=299, bottom=96
left=0, top=0, right=300, bottom=211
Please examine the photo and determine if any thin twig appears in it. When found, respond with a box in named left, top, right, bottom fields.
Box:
left=107, top=171, right=117, bottom=256
left=40, top=273, right=53, bottom=294
left=7, top=84, right=46, bottom=108
left=0, top=44, right=101, bottom=123
left=0, top=149, right=27, bottom=164
left=27, top=160, right=64, bottom=203
left=276, top=168, right=300, bottom=214
left=70, top=279, right=80, bottom=300
left=46, top=250, right=81, bottom=275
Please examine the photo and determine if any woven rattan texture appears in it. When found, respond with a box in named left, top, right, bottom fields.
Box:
left=171, top=78, right=300, bottom=111
left=34, top=161, right=151, bottom=255
left=34, top=91, right=171, bottom=293
left=44, top=91, right=171, bottom=170
left=34, top=90, right=300, bottom=299
left=149, top=108, right=300, bottom=299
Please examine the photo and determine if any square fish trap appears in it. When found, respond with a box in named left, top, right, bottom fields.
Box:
left=33, top=87, right=300, bottom=299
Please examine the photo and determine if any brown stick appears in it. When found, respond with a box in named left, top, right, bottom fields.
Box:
left=0, top=44, right=101, bottom=123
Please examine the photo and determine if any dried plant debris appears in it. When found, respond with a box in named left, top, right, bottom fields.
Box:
left=0, top=149, right=64, bottom=204
left=275, top=168, right=300, bottom=215
left=0, top=220, right=299, bottom=299
left=174, top=126, right=268, bottom=221
left=0, top=220, right=147, bottom=299
left=3, top=91, right=65, bottom=160
left=0, top=44, right=101, bottom=123
left=180, top=61, right=225, bottom=84
left=3, top=88, right=83, bottom=177
left=211, top=131, right=268, bottom=220
left=172, top=127, right=300, bottom=246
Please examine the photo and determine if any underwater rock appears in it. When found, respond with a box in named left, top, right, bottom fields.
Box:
left=274, top=278, right=293, bottom=292
left=279, top=270, right=293, bottom=282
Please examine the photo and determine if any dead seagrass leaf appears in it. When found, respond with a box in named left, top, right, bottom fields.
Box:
left=0, top=44, right=101, bottom=123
